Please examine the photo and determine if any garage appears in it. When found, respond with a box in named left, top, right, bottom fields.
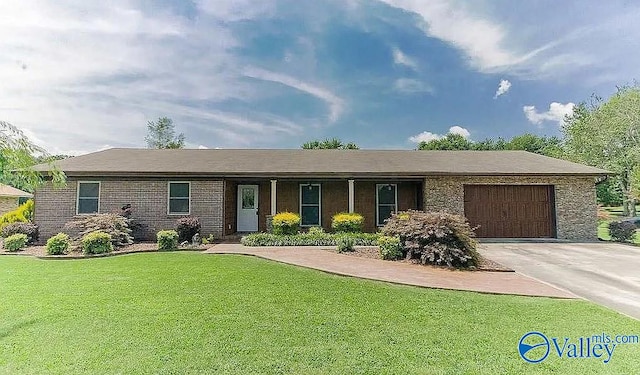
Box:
left=463, top=185, right=555, bottom=238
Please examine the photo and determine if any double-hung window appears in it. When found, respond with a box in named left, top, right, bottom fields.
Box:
left=77, top=182, right=100, bottom=214
left=168, top=182, right=190, bottom=215
left=300, top=184, right=321, bottom=226
left=376, top=184, right=397, bottom=226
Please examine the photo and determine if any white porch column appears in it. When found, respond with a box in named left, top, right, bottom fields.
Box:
left=270, top=180, right=277, bottom=216
left=348, top=179, right=355, bottom=213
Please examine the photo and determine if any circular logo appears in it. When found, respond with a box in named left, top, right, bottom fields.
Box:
left=518, top=331, right=550, bottom=363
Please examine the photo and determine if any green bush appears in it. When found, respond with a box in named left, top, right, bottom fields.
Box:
left=46, top=233, right=70, bottom=255
left=1, top=222, right=39, bottom=244
left=81, top=231, right=113, bottom=254
left=378, top=235, right=402, bottom=260
left=336, top=236, right=355, bottom=253
left=201, top=234, right=216, bottom=245
left=272, top=212, right=301, bottom=235
left=609, top=221, right=637, bottom=243
left=241, top=232, right=380, bottom=247
left=3, top=233, right=28, bottom=252
left=331, top=212, right=364, bottom=233
left=157, top=230, right=179, bottom=251
left=382, top=210, right=478, bottom=268
left=0, top=199, right=34, bottom=231
left=64, top=213, right=133, bottom=248
left=176, top=216, right=201, bottom=243
left=308, top=226, right=325, bottom=234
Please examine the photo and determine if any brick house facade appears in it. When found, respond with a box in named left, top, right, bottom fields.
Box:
left=33, top=149, right=608, bottom=242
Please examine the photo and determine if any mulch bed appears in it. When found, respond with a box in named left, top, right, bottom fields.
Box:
left=0, top=242, right=210, bottom=259
left=325, top=246, right=513, bottom=272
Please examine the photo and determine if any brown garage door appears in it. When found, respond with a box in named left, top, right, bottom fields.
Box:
left=463, top=185, right=555, bottom=238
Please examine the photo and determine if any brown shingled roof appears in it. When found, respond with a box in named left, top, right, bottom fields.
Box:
left=0, top=183, right=33, bottom=198
left=32, top=148, right=609, bottom=177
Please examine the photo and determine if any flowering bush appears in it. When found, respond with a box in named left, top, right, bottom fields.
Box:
left=271, top=212, right=301, bottom=235
left=331, top=212, right=364, bottom=233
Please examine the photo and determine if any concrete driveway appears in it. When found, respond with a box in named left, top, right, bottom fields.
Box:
left=480, top=242, right=640, bottom=320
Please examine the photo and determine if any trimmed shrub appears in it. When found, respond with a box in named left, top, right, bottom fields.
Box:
left=382, top=210, right=478, bottom=268
left=378, top=235, right=402, bottom=260
left=609, top=221, right=637, bottom=243
left=0, top=199, right=34, bottom=231
left=3, top=233, right=28, bottom=252
left=176, top=216, right=201, bottom=243
left=157, top=230, right=179, bottom=251
left=64, top=214, right=133, bottom=248
left=272, top=212, right=301, bottom=235
left=331, top=212, right=364, bottom=233
left=46, top=233, right=70, bottom=255
left=1, top=222, right=39, bottom=244
left=81, top=231, right=113, bottom=254
left=336, top=236, right=355, bottom=253
left=241, top=232, right=380, bottom=247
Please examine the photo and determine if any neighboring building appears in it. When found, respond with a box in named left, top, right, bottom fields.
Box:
left=32, top=149, right=608, bottom=241
left=0, top=183, right=33, bottom=213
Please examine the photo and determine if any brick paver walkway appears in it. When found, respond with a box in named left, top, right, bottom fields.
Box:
left=204, top=244, right=576, bottom=298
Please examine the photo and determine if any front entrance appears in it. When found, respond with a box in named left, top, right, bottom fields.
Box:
left=237, top=185, right=259, bottom=232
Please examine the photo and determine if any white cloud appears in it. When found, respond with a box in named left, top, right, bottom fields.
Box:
left=393, top=78, right=433, bottom=94
left=408, top=131, right=440, bottom=143
left=523, top=102, right=575, bottom=126
left=448, top=125, right=471, bottom=138
left=392, top=47, right=418, bottom=70
left=198, top=145, right=209, bottom=149
left=0, top=1, right=336, bottom=154
left=379, top=0, right=522, bottom=71
left=243, top=67, right=345, bottom=123
left=494, top=79, right=511, bottom=98
left=408, top=126, right=471, bottom=143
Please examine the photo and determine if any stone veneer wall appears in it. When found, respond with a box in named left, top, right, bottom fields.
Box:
left=35, top=178, right=224, bottom=241
left=0, top=196, right=19, bottom=214
left=424, top=176, right=598, bottom=241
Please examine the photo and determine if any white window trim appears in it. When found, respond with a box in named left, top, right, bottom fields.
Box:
left=167, top=181, right=191, bottom=215
left=376, top=183, right=398, bottom=227
left=76, top=181, right=101, bottom=215
left=299, top=183, right=321, bottom=227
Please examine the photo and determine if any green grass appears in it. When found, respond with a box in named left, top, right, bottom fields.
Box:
left=598, top=205, right=640, bottom=244
left=1, top=253, right=639, bottom=374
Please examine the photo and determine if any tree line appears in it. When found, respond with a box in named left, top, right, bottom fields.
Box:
left=1, top=86, right=639, bottom=214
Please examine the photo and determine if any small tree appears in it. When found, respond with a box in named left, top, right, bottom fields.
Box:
left=0, top=121, right=66, bottom=192
left=145, top=117, right=185, bottom=149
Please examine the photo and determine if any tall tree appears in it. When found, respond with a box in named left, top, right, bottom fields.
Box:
left=301, top=138, right=359, bottom=149
left=145, top=117, right=185, bottom=149
left=417, top=133, right=473, bottom=150
left=563, top=86, right=640, bottom=216
left=418, top=132, right=562, bottom=157
left=0, top=121, right=66, bottom=192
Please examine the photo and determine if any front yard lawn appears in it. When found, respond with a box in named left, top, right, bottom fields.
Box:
left=1, top=253, right=639, bottom=374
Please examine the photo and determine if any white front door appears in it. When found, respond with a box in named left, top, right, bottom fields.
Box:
left=237, top=185, right=259, bottom=232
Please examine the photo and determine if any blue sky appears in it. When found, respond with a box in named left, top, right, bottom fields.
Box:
left=1, top=0, right=640, bottom=154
